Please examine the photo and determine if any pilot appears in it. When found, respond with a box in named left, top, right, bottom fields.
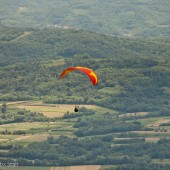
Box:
left=74, top=105, right=79, bottom=112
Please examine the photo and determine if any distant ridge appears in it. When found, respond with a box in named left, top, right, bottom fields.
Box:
left=1, top=0, right=170, bottom=37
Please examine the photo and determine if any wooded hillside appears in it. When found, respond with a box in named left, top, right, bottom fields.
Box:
left=0, top=28, right=170, bottom=113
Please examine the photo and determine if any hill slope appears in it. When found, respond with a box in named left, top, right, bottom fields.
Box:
left=1, top=0, right=170, bottom=37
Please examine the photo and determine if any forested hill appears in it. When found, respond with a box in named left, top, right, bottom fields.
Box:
left=1, top=0, right=170, bottom=37
left=0, top=27, right=170, bottom=113
left=1, top=27, right=170, bottom=66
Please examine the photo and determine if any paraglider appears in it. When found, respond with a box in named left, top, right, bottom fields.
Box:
left=60, top=66, right=98, bottom=112
left=60, top=66, right=98, bottom=85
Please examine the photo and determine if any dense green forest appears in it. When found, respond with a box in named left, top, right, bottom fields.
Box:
left=0, top=27, right=170, bottom=113
left=1, top=0, right=170, bottom=37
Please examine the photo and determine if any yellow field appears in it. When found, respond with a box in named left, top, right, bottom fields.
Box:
left=15, top=104, right=67, bottom=117
left=13, top=133, right=56, bottom=142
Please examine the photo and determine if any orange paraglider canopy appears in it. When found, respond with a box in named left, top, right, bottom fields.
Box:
left=60, top=66, right=98, bottom=85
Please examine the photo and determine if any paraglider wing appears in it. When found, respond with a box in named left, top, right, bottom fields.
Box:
left=60, top=66, right=98, bottom=85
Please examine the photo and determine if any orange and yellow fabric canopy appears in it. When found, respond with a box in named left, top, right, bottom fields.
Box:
left=60, top=66, right=98, bottom=85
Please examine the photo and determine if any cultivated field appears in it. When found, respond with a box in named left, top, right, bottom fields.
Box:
left=10, top=101, right=115, bottom=118
left=0, top=121, right=75, bottom=146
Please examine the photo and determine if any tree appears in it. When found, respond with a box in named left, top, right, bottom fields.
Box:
left=1, top=103, right=7, bottom=113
